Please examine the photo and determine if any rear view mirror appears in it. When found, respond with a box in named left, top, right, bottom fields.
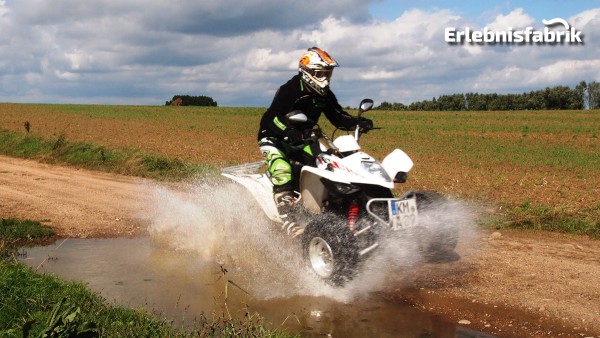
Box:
left=358, top=99, right=374, bottom=116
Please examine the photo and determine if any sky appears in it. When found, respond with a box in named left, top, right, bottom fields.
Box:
left=0, top=0, right=599, bottom=107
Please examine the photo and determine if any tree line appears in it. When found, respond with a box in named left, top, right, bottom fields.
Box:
left=165, top=95, right=218, bottom=107
left=377, top=81, right=600, bottom=111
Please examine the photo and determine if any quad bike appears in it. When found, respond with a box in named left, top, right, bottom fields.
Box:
left=222, top=99, right=458, bottom=286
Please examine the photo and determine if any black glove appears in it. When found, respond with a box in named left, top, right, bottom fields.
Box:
left=284, top=128, right=303, bottom=144
left=358, top=117, right=373, bottom=131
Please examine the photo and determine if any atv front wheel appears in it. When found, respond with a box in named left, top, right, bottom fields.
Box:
left=302, top=213, right=359, bottom=287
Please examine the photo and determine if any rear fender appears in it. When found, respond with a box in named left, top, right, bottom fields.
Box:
left=221, top=173, right=280, bottom=222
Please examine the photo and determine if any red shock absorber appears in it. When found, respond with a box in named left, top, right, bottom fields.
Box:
left=347, top=200, right=359, bottom=233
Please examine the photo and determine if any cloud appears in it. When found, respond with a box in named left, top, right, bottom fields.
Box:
left=13, top=0, right=375, bottom=35
left=570, top=8, right=600, bottom=27
left=0, top=1, right=598, bottom=107
left=337, top=7, right=600, bottom=104
left=487, top=8, right=535, bottom=30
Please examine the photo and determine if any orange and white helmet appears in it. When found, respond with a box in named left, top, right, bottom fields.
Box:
left=299, top=47, right=338, bottom=95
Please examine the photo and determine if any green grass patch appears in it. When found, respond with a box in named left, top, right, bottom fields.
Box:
left=0, top=218, right=54, bottom=241
left=496, top=201, right=600, bottom=239
left=0, top=261, right=295, bottom=337
left=372, top=110, right=600, bottom=172
left=0, top=129, right=216, bottom=181
left=1, top=219, right=55, bottom=260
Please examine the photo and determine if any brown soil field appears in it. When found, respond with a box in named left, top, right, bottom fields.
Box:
left=1, top=155, right=599, bottom=337
left=0, top=104, right=261, bottom=164
left=1, top=104, right=598, bottom=220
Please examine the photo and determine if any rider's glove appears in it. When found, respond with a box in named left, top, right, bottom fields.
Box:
left=358, top=117, right=374, bottom=132
left=285, top=128, right=303, bottom=144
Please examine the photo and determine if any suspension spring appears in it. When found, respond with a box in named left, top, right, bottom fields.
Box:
left=347, top=200, right=359, bottom=233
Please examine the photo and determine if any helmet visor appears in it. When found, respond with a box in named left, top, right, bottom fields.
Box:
left=312, top=69, right=333, bottom=82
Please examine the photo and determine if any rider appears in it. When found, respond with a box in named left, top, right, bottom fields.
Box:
left=257, top=47, right=373, bottom=236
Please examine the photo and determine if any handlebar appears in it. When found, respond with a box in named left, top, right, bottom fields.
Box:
left=289, top=123, right=381, bottom=149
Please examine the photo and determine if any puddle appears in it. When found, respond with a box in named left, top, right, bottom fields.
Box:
left=19, top=237, right=491, bottom=337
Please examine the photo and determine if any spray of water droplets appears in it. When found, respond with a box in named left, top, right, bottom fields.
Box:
left=140, top=178, right=482, bottom=303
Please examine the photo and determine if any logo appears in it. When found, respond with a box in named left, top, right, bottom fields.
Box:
left=445, top=18, right=584, bottom=45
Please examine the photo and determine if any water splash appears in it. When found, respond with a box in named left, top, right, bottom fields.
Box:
left=350, top=197, right=481, bottom=292
left=143, top=180, right=268, bottom=258
left=141, top=179, right=481, bottom=303
left=141, top=179, right=306, bottom=294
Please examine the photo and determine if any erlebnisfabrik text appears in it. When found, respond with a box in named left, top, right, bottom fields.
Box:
left=445, top=18, right=583, bottom=45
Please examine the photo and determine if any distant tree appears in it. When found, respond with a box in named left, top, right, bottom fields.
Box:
left=166, top=95, right=218, bottom=107
left=576, top=81, right=588, bottom=109
left=587, top=81, right=600, bottom=109
left=465, top=93, right=487, bottom=110
left=373, top=82, right=589, bottom=112
left=378, top=101, right=393, bottom=110
left=376, top=101, right=408, bottom=110
left=522, top=91, right=545, bottom=110
left=437, top=94, right=466, bottom=110
left=542, top=86, right=583, bottom=110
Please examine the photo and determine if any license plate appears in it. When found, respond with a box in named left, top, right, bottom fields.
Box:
left=390, top=197, right=419, bottom=230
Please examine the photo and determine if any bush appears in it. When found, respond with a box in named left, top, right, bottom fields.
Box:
left=166, top=95, right=218, bottom=107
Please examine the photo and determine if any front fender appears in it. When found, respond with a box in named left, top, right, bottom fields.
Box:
left=382, top=149, right=414, bottom=178
left=300, top=167, right=351, bottom=213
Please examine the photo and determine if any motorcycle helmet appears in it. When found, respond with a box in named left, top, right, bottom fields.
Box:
left=299, top=47, right=338, bottom=96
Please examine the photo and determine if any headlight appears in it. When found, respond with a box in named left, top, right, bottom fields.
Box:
left=361, top=161, right=391, bottom=181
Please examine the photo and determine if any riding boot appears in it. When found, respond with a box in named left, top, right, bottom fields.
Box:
left=274, top=191, right=304, bottom=238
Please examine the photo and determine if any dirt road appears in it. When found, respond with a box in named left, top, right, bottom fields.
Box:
left=0, top=155, right=149, bottom=238
left=1, top=155, right=598, bottom=337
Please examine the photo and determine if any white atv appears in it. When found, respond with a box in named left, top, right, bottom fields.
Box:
left=222, top=99, right=458, bottom=286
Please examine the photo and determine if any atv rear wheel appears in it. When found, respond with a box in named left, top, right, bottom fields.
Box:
left=302, top=213, right=359, bottom=287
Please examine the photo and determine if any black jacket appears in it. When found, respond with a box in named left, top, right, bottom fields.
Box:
left=258, top=74, right=357, bottom=141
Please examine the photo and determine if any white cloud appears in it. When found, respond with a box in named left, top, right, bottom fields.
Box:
left=570, top=8, right=600, bottom=27
left=534, top=59, right=600, bottom=84
left=487, top=8, right=535, bottom=30
left=0, top=0, right=8, bottom=17
left=0, top=1, right=598, bottom=106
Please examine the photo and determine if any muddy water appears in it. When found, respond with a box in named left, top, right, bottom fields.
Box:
left=19, top=237, right=487, bottom=338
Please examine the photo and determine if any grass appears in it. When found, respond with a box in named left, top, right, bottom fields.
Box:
left=500, top=201, right=600, bottom=238
left=0, top=218, right=54, bottom=242
left=371, top=110, right=600, bottom=170
left=0, top=218, right=296, bottom=338
left=0, top=219, right=55, bottom=261
left=0, top=129, right=216, bottom=181
left=0, top=261, right=295, bottom=337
